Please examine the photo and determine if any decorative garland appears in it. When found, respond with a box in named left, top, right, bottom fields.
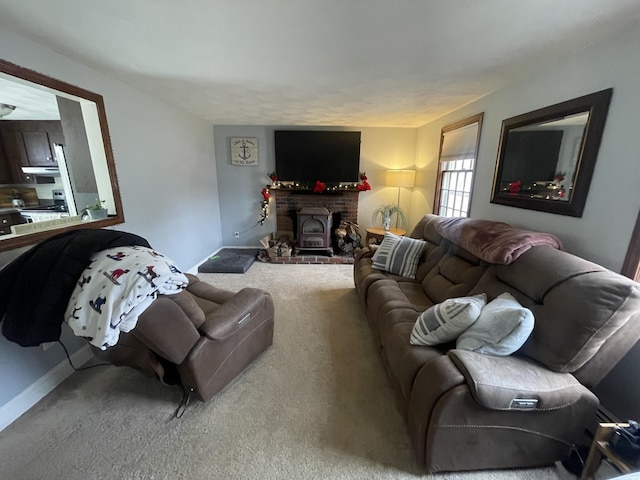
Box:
left=258, top=171, right=371, bottom=224
left=259, top=186, right=270, bottom=225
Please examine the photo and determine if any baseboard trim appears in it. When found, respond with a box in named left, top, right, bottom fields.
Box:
left=0, top=344, right=93, bottom=432
left=186, top=248, right=221, bottom=274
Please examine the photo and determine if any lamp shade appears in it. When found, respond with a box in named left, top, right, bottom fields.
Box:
left=386, top=169, right=415, bottom=188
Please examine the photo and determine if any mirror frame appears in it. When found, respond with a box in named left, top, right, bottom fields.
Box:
left=490, top=88, right=613, bottom=217
left=0, top=58, right=124, bottom=252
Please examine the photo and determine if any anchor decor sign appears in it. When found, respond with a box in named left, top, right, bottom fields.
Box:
left=230, top=137, right=259, bottom=166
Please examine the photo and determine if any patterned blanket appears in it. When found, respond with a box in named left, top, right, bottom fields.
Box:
left=64, top=246, right=188, bottom=349
left=434, top=217, right=564, bottom=265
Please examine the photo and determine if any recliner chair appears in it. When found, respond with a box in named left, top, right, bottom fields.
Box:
left=92, top=273, right=274, bottom=401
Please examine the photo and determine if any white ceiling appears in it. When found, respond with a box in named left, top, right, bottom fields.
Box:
left=1, top=1, right=640, bottom=127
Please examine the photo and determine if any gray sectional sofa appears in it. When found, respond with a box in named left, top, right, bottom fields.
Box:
left=353, top=214, right=640, bottom=473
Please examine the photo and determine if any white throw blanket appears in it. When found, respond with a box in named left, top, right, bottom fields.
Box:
left=64, top=245, right=188, bottom=350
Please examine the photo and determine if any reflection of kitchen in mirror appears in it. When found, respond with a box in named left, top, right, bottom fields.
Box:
left=498, top=111, right=588, bottom=202
left=0, top=64, right=119, bottom=243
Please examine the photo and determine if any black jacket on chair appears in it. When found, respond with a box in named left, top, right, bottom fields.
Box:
left=0, top=229, right=150, bottom=347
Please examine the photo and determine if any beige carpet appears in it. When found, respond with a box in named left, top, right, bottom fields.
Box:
left=0, top=263, right=582, bottom=479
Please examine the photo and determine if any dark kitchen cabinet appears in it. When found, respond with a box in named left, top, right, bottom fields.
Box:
left=0, top=120, right=65, bottom=183
left=0, top=212, right=25, bottom=236
left=0, top=120, right=64, bottom=169
left=0, top=129, right=28, bottom=184
left=22, top=131, right=55, bottom=166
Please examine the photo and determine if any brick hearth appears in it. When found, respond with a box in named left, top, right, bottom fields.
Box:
left=267, top=254, right=355, bottom=265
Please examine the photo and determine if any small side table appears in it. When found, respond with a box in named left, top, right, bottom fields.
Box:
left=365, top=227, right=406, bottom=245
left=580, top=423, right=633, bottom=480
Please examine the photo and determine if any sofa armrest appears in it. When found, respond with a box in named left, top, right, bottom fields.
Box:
left=447, top=349, right=597, bottom=411
left=134, top=296, right=201, bottom=364
left=199, top=288, right=272, bottom=341
left=355, top=245, right=378, bottom=262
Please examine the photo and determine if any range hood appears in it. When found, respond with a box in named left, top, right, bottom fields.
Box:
left=21, top=166, right=61, bottom=176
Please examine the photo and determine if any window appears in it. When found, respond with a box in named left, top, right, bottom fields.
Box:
left=434, top=113, right=484, bottom=218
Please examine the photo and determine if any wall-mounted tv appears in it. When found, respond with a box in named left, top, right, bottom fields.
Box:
left=274, top=130, right=361, bottom=185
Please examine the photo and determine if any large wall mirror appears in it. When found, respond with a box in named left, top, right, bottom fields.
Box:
left=0, top=59, right=124, bottom=252
left=491, top=88, right=612, bottom=217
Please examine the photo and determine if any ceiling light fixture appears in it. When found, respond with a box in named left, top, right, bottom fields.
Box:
left=0, top=103, right=16, bottom=118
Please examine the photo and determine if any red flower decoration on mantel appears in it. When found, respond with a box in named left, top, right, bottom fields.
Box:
left=357, top=172, right=371, bottom=191
left=313, top=180, right=326, bottom=193
left=357, top=180, right=371, bottom=191
left=261, top=187, right=271, bottom=200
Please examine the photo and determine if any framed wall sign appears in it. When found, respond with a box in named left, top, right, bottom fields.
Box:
left=230, top=137, right=259, bottom=166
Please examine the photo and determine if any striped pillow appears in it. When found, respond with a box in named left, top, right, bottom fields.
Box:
left=371, top=233, right=426, bottom=279
left=410, top=293, right=487, bottom=346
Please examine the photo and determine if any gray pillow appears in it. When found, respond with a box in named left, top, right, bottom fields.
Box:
left=410, top=293, right=487, bottom=346
left=371, top=232, right=426, bottom=279
left=456, top=292, right=534, bottom=355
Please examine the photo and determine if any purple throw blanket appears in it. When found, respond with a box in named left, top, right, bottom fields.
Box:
left=434, top=217, right=564, bottom=265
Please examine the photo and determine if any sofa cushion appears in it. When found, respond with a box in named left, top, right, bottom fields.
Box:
left=470, top=247, right=640, bottom=374
left=448, top=349, right=595, bottom=411
left=410, top=293, right=487, bottom=346
left=372, top=233, right=426, bottom=279
left=385, top=322, right=449, bottom=400
left=366, top=279, right=433, bottom=341
left=456, top=293, right=534, bottom=355
left=421, top=249, right=488, bottom=304
left=166, top=290, right=206, bottom=328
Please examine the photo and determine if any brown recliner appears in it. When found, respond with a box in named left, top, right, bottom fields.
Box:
left=92, top=273, right=274, bottom=401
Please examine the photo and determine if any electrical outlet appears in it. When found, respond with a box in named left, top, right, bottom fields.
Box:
left=234, top=232, right=240, bottom=238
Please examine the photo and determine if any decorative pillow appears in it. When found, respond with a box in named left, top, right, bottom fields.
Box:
left=371, top=233, right=426, bottom=279
left=456, top=292, right=534, bottom=355
left=410, top=293, right=487, bottom=346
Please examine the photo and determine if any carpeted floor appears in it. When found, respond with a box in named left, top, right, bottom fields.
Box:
left=0, top=263, right=595, bottom=479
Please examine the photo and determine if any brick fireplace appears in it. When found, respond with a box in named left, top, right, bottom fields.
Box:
left=271, top=189, right=360, bottom=264
left=273, top=189, right=359, bottom=233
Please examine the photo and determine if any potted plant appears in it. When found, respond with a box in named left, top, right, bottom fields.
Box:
left=86, top=199, right=108, bottom=220
left=372, top=203, right=406, bottom=231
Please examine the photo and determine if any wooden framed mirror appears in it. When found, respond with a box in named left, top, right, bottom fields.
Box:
left=0, top=58, right=124, bottom=252
left=490, top=88, right=613, bottom=217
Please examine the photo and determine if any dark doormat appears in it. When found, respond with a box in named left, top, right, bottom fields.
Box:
left=198, top=248, right=259, bottom=274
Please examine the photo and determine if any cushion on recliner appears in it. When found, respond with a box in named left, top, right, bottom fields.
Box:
left=166, top=290, right=206, bottom=328
left=447, top=349, right=595, bottom=411
left=372, top=233, right=426, bottom=279
left=410, top=293, right=487, bottom=346
left=456, top=292, right=534, bottom=355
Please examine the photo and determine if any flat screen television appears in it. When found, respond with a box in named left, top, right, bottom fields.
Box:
left=274, top=130, right=361, bottom=185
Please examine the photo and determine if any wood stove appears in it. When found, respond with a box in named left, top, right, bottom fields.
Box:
left=296, top=207, right=333, bottom=256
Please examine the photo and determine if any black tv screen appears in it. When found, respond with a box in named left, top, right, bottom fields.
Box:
left=274, top=130, right=361, bottom=185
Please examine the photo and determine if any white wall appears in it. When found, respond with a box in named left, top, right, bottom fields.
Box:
left=213, top=126, right=416, bottom=246
left=413, top=22, right=640, bottom=421
left=0, top=27, right=222, bottom=412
